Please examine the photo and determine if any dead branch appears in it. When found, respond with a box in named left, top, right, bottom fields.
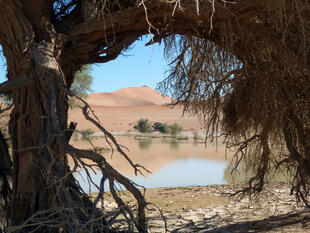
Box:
left=69, top=91, right=151, bottom=176
left=66, top=145, right=147, bottom=232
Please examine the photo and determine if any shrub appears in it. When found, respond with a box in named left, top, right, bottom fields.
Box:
left=168, top=123, right=183, bottom=136
left=80, top=128, right=95, bottom=140
left=134, top=119, right=153, bottom=133
left=153, top=122, right=169, bottom=134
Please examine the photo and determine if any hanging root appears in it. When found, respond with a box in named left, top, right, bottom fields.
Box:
left=157, top=1, right=310, bottom=206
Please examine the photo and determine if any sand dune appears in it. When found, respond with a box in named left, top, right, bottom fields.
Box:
left=87, top=92, right=156, bottom=107
left=87, top=86, right=173, bottom=107
left=112, top=86, right=173, bottom=106
left=69, top=86, right=202, bottom=132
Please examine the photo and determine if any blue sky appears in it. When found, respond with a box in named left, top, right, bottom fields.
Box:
left=91, top=37, right=169, bottom=93
left=0, top=36, right=170, bottom=93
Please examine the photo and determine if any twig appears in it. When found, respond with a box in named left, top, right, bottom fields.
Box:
left=69, top=91, right=151, bottom=176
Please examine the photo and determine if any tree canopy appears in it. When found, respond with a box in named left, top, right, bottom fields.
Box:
left=69, top=64, right=93, bottom=107
left=0, top=0, right=310, bottom=232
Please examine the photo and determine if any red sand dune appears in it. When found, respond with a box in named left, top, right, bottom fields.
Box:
left=87, top=86, right=173, bottom=107
left=69, top=86, right=203, bottom=132
left=112, top=86, right=174, bottom=106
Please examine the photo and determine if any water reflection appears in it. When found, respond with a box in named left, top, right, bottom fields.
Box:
left=129, top=158, right=227, bottom=188
left=224, top=159, right=293, bottom=184
left=72, top=135, right=233, bottom=191
left=138, top=139, right=152, bottom=150
left=72, top=135, right=294, bottom=192
left=169, top=139, right=179, bottom=151
left=76, top=158, right=228, bottom=193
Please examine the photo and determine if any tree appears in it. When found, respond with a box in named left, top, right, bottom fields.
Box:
left=168, top=123, right=182, bottom=136
left=69, top=64, right=93, bottom=107
left=153, top=122, right=169, bottom=134
left=0, top=1, right=309, bottom=232
left=134, top=119, right=153, bottom=133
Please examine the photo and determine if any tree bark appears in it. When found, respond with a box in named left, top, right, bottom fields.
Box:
left=0, top=2, right=70, bottom=229
left=9, top=40, right=69, bottom=228
left=0, top=129, right=12, bottom=231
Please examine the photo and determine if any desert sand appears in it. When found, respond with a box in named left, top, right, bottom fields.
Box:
left=69, top=86, right=204, bottom=133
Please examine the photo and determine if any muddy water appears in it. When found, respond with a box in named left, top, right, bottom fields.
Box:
left=72, top=135, right=234, bottom=192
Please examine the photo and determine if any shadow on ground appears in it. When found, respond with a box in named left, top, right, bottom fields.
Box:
left=170, top=210, right=310, bottom=233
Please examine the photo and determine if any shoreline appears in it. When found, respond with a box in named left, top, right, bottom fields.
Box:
left=93, top=130, right=208, bottom=139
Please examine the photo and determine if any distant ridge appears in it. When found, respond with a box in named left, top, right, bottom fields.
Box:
left=87, top=86, right=173, bottom=107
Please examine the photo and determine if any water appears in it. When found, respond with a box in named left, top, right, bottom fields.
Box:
left=76, top=158, right=228, bottom=193
left=72, top=135, right=232, bottom=193
left=130, top=158, right=227, bottom=188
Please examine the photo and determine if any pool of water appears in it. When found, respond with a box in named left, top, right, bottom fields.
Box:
left=75, top=158, right=228, bottom=193
left=72, top=135, right=292, bottom=193
left=73, top=135, right=232, bottom=192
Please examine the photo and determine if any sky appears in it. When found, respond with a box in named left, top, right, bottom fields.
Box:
left=0, top=36, right=170, bottom=93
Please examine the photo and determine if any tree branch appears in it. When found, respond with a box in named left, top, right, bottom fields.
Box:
left=69, top=91, right=151, bottom=175
left=66, top=145, right=147, bottom=232
left=0, top=77, right=33, bottom=94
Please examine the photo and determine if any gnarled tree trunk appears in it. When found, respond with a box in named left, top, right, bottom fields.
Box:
left=9, top=41, right=69, bottom=227
left=0, top=1, right=149, bottom=231
left=0, top=3, right=83, bottom=230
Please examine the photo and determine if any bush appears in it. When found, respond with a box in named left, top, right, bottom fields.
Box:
left=153, top=122, right=169, bottom=134
left=80, top=128, right=95, bottom=140
left=168, top=123, right=183, bottom=136
left=134, top=119, right=153, bottom=133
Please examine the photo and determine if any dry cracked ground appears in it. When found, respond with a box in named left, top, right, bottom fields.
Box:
left=100, top=184, right=310, bottom=232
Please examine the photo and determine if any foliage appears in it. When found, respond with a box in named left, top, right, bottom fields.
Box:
left=69, top=65, right=93, bottom=108
left=193, top=132, right=200, bottom=141
left=135, top=120, right=182, bottom=135
left=76, top=128, right=96, bottom=141
left=153, top=122, right=169, bottom=134
left=168, top=123, right=183, bottom=136
left=134, top=119, right=153, bottom=133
